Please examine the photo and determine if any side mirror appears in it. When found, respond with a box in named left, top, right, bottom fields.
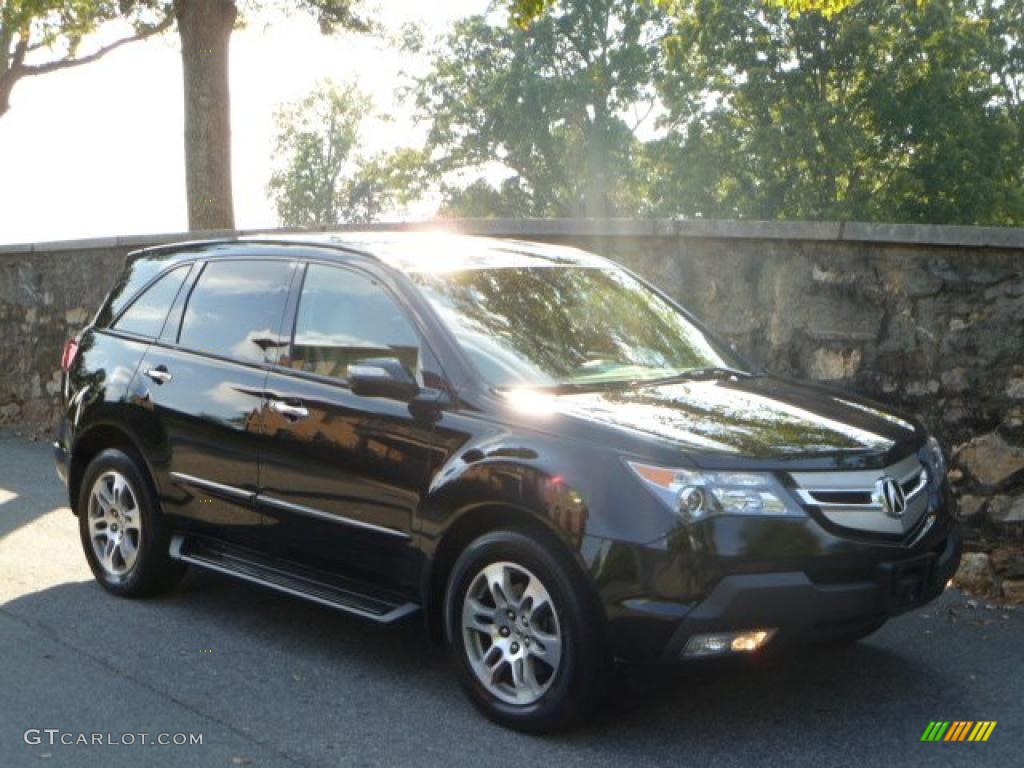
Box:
left=348, top=357, right=420, bottom=401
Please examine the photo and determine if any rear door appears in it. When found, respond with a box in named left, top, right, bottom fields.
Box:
left=257, top=260, right=445, bottom=593
left=132, top=257, right=298, bottom=547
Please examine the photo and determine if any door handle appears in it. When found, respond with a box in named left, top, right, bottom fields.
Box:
left=145, top=366, right=172, bottom=385
left=269, top=400, right=309, bottom=420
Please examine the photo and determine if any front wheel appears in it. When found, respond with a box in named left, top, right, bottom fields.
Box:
left=444, top=529, right=609, bottom=733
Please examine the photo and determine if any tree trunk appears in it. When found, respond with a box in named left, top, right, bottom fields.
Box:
left=175, top=0, right=237, bottom=231
left=0, top=31, right=27, bottom=119
left=0, top=73, right=15, bottom=118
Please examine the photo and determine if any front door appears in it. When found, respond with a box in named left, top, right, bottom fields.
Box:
left=258, top=261, right=442, bottom=594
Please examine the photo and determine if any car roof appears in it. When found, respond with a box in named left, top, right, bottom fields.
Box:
left=133, top=231, right=610, bottom=273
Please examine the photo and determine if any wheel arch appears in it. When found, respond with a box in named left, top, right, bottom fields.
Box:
left=68, top=423, right=152, bottom=516
left=420, top=501, right=603, bottom=644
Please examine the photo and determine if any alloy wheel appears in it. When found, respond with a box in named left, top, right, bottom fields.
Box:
left=87, top=470, right=142, bottom=577
left=461, top=561, right=563, bottom=706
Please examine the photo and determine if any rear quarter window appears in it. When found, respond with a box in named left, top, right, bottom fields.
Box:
left=94, top=253, right=186, bottom=328
left=111, top=264, right=192, bottom=339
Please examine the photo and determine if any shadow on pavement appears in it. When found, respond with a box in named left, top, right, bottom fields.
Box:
left=0, top=434, right=67, bottom=541
left=2, top=565, right=969, bottom=763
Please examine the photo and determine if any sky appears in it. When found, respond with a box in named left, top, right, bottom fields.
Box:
left=0, top=1, right=487, bottom=246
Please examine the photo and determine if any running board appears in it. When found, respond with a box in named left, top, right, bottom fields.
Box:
left=169, top=535, right=419, bottom=624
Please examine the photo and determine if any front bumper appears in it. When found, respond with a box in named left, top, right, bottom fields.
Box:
left=584, top=490, right=962, bottom=663
left=658, top=524, right=961, bottom=660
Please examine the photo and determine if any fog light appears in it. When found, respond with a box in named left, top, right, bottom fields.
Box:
left=682, top=629, right=776, bottom=658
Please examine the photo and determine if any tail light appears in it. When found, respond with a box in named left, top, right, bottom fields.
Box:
left=61, top=339, right=80, bottom=372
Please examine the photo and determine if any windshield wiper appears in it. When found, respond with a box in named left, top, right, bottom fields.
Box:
left=500, top=367, right=757, bottom=397
left=539, top=380, right=636, bottom=395
left=638, top=367, right=756, bottom=386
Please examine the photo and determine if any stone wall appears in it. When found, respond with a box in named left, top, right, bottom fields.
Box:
left=2, top=219, right=1022, bottom=535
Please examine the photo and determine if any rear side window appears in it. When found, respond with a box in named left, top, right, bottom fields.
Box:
left=112, top=265, right=190, bottom=338
left=284, top=263, right=420, bottom=381
left=178, top=260, right=293, bottom=364
left=95, top=253, right=188, bottom=328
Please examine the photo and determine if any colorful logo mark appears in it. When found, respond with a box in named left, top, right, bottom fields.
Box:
left=921, top=721, right=997, bottom=742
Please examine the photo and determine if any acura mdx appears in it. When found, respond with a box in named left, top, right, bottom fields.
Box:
left=54, top=233, right=962, bottom=732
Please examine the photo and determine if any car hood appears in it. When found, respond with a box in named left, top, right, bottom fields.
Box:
left=546, top=374, right=922, bottom=465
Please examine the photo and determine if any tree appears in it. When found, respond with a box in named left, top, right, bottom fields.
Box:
left=3, top=1, right=374, bottom=232
left=412, top=0, right=672, bottom=218
left=507, top=0, right=863, bottom=26
left=499, top=0, right=1024, bottom=225
left=173, top=0, right=373, bottom=231
left=645, top=0, right=1024, bottom=224
left=268, top=81, right=426, bottom=226
left=0, top=1, right=172, bottom=118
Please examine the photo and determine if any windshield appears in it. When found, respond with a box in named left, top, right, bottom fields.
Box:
left=412, top=265, right=745, bottom=390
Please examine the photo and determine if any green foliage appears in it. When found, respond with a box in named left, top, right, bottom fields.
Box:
left=0, top=1, right=171, bottom=115
left=508, top=0, right=864, bottom=25
left=1, top=1, right=371, bottom=85
left=508, top=0, right=556, bottom=27
left=273, top=0, right=375, bottom=34
left=2, top=1, right=167, bottom=49
left=267, top=80, right=424, bottom=226
left=412, top=0, right=672, bottom=218
left=0, top=1, right=169, bottom=71
left=339, top=147, right=431, bottom=224
left=423, top=0, right=1024, bottom=225
left=648, top=0, right=1024, bottom=224
left=764, top=0, right=862, bottom=16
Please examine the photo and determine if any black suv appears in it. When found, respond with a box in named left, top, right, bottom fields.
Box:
left=55, top=233, right=961, bottom=732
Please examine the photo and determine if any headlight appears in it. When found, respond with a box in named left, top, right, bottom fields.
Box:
left=925, top=436, right=946, bottom=482
left=625, top=461, right=804, bottom=522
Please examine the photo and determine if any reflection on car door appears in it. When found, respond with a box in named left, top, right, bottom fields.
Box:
left=136, top=258, right=297, bottom=548
left=258, top=262, right=442, bottom=594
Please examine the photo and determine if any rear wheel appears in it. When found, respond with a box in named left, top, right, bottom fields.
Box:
left=444, top=529, right=609, bottom=733
left=78, top=448, right=185, bottom=596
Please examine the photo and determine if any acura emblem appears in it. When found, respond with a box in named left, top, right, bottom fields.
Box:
left=876, top=476, right=907, bottom=518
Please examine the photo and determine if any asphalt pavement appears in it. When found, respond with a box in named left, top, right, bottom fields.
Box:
left=0, top=431, right=1020, bottom=767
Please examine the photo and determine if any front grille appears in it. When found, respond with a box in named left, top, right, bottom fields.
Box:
left=806, top=489, right=873, bottom=506
left=789, top=453, right=930, bottom=538
left=802, top=466, right=927, bottom=510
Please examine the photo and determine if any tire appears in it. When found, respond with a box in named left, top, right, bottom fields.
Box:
left=444, top=529, right=609, bottom=733
left=77, top=448, right=186, bottom=597
left=820, top=618, right=886, bottom=646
